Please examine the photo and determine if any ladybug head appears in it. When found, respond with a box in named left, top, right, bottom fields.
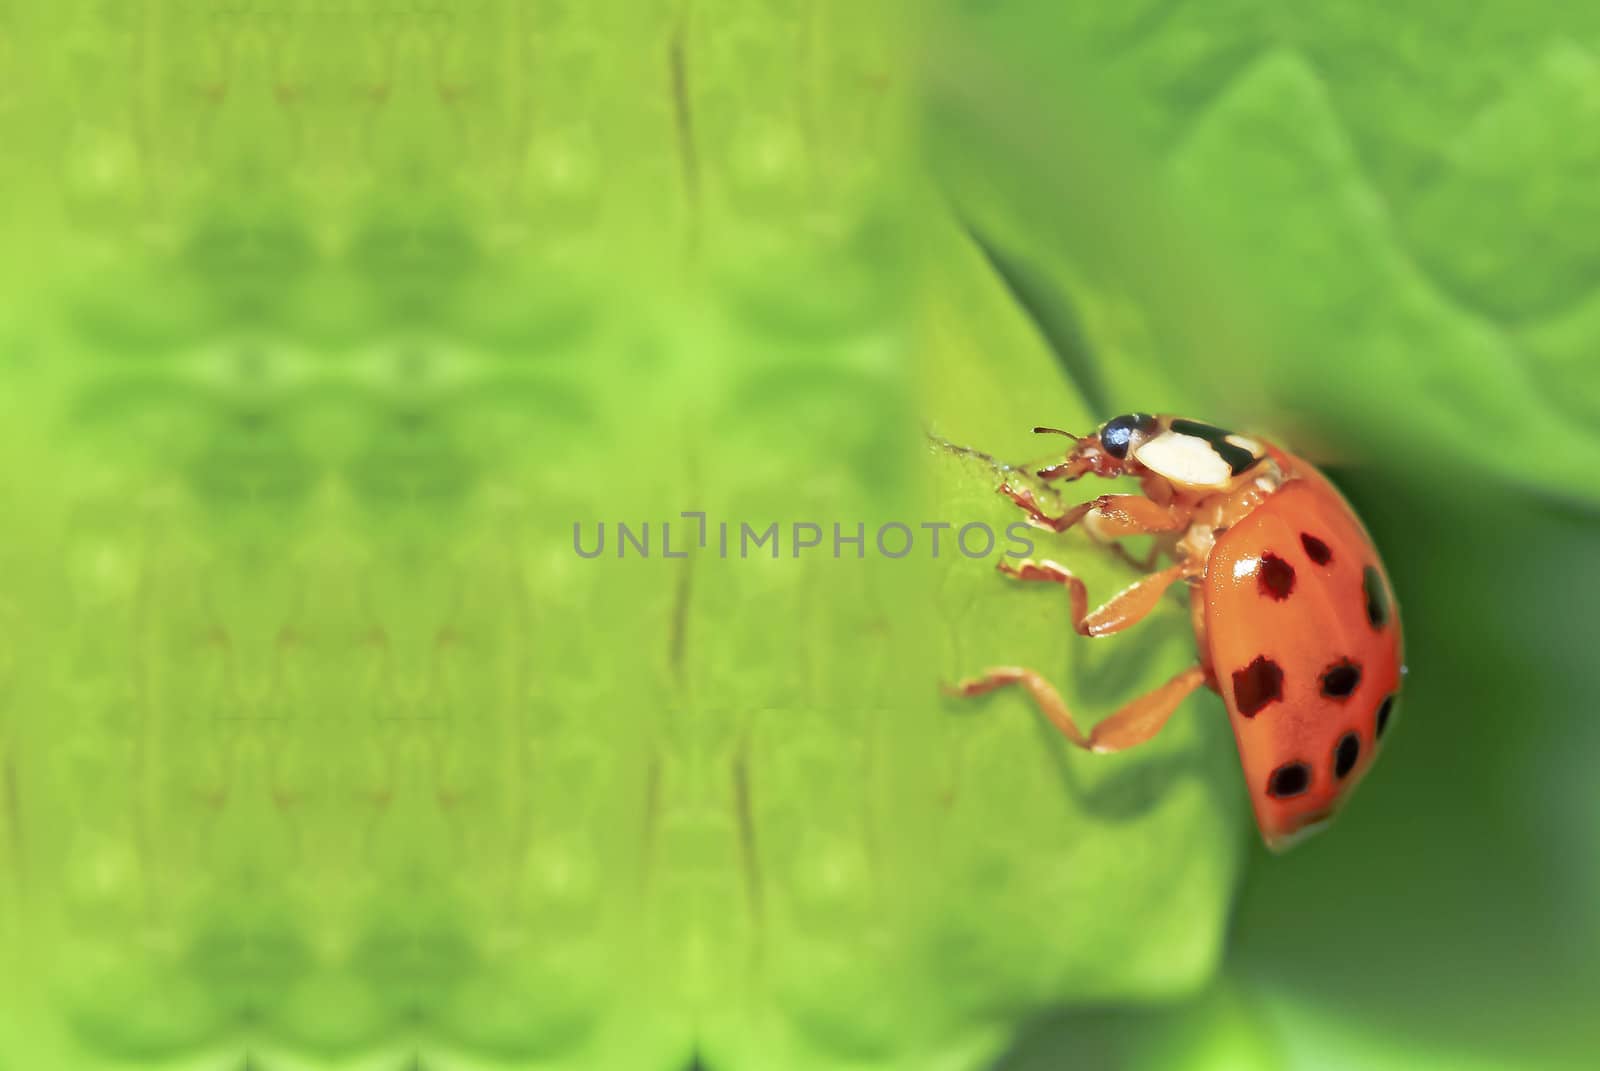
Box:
left=1034, top=412, right=1160, bottom=481
left=1098, top=412, right=1163, bottom=461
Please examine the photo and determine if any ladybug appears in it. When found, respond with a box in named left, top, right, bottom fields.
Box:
left=947, top=413, right=1404, bottom=851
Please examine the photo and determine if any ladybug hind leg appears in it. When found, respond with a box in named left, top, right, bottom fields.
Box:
left=945, top=664, right=1207, bottom=754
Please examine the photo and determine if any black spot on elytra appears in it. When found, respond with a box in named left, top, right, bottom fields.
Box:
left=1300, top=533, right=1333, bottom=565
left=1364, top=565, right=1391, bottom=628
left=1169, top=418, right=1262, bottom=476
left=1267, top=761, right=1312, bottom=799
left=1258, top=553, right=1296, bottom=600
left=1334, top=732, right=1361, bottom=778
left=1376, top=694, right=1396, bottom=738
left=1232, top=656, right=1284, bottom=717
left=1320, top=659, right=1362, bottom=699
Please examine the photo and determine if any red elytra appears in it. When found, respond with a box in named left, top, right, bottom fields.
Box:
left=947, top=413, right=1404, bottom=851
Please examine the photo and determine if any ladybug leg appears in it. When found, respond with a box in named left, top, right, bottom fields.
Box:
left=1082, top=664, right=1209, bottom=753
left=997, top=482, right=1096, bottom=533
left=1103, top=540, right=1162, bottom=572
left=944, top=664, right=1207, bottom=754
left=996, top=558, right=1194, bottom=637
left=1087, top=494, right=1192, bottom=537
left=999, top=484, right=1192, bottom=537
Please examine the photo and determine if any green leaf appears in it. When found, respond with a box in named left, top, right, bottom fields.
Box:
left=927, top=4, right=1600, bottom=1068
left=934, top=2, right=1600, bottom=506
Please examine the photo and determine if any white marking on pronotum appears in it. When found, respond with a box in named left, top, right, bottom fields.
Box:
left=1134, top=430, right=1234, bottom=489
left=1226, top=434, right=1264, bottom=457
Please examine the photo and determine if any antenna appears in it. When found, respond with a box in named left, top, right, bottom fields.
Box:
left=1032, top=426, right=1079, bottom=441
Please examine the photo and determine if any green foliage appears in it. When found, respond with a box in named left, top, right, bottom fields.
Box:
left=929, top=3, right=1600, bottom=1068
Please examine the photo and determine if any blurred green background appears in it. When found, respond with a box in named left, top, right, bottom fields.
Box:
left=0, top=1, right=1596, bottom=1069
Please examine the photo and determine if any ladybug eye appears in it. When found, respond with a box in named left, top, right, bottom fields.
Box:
left=1100, top=413, right=1157, bottom=459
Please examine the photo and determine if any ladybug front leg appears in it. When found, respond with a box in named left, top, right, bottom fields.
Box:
left=944, top=664, right=1208, bottom=753
left=997, top=558, right=1194, bottom=637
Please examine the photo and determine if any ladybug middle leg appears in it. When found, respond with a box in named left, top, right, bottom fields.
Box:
left=1102, top=540, right=1163, bottom=572
left=996, top=557, right=1196, bottom=637
left=944, top=664, right=1208, bottom=753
